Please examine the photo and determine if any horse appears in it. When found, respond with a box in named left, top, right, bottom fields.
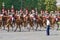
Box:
left=23, top=14, right=34, bottom=31
left=48, top=16, right=56, bottom=29
left=42, top=16, right=46, bottom=28
left=2, top=15, right=13, bottom=32
left=35, top=15, right=43, bottom=31
left=2, top=15, right=9, bottom=30
left=0, top=15, right=2, bottom=29
left=6, top=16, right=13, bottom=32
left=14, top=15, right=23, bottom=32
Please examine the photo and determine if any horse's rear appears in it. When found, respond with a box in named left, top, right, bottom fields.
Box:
left=0, top=16, right=2, bottom=29
left=49, top=16, right=56, bottom=29
left=23, top=15, right=34, bottom=31
left=35, top=16, right=43, bottom=31
left=2, top=15, right=13, bottom=31
left=14, top=16, right=22, bottom=32
left=2, top=16, right=9, bottom=30
left=42, top=16, right=46, bottom=28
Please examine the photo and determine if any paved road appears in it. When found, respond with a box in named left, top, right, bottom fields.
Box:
left=0, top=24, right=59, bottom=40
left=0, top=29, right=60, bottom=40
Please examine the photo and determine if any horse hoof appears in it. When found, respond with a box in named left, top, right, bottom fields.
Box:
left=8, top=31, right=9, bottom=32
left=28, top=30, right=30, bottom=31
left=57, top=29, right=59, bottom=30
left=35, top=29, right=37, bottom=31
left=39, top=30, right=41, bottom=31
left=3, top=29, right=5, bottom=30
left=0, top=27, right=1, bottom=29
left=14, top=30, right=16, bottom=32
left=19, top=31, right=21, bottom=32
left=12, top=29, right=13, bottom=31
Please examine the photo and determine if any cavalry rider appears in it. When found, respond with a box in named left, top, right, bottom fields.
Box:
left=2, top=10, right=9, bottom=22
left=40, top=10, right=46, bottom=19
left=12, top=10, right=17, bottom=23
left=19, top=9, right=23, bottom=16
left=3, top=10, right=8, bottom=16
left=44, top=10, right=50, bottom=19
left=30, top=9, right=36, bottom=20
left=23, top=9, right=28, bottom=18
left=25, top=9, right=28, bottom=15
left=11, top=5, right=14, bottom=15
left=10, top=5, right=15, bottom=22
left=7, top=9, right=10, bottom=15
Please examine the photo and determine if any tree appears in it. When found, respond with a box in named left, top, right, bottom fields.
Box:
left=37, top=0, right=45, bottom=11
left=0, top=0, right=57, bottom=12
left=12, top=0, right=21, bottom=10
left=23, top=0, right=38, bottom=10
left=0, top=0, right=12, bottom=10
left=45, top=0, right=57, bottom=12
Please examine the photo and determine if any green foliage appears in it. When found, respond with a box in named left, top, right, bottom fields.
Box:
left=0, top=0, right=57, bottom=11
left=37, top=0, right=45, bottom=11
left=57, top=7, right=60, bottom=11
left=45, top=0, right=57, bottom=12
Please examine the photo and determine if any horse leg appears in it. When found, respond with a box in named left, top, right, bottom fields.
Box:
left=19, top=25, right=21, bottom=32
left=13, top=23, right=15, bottom=27
left=24, top=22, right=27, bottom=28
left=11, top=24, right=13, bottom=31
left=28, top=25, right=30, bottom=32
left=31, top=23, right=34, bottom=31
left=51, top=24, right=54, bottom=30
left=0, top=25, right=2, bottom=29
left=13, top=20, right=15, bottom=27
left=14, top=25, right=18, bottom=32
left=3, top=26, right=5, bottom=30
left=3, top=22, right=6, bottom=30
left=0, top=22, right=2, bottom=29
left=39, top=24, right=42, bottom=31
left=35, top=23, right=38, bottom=31
left=27, top=23, right=31, bottom=32
left=12, top=21, right=15, bottom=27
left=3, top=24, right=5, bottom=30
left=32, top=26, right=34, bottom=32
left=43, top=23, right=46, bottom=28
left=0, top=23, right=2, bottom=29
left=0, top=25, right=1, bottom=29
left=57, top=24, right=59, bottom=30
left=7, top=24, right=10, bottom=32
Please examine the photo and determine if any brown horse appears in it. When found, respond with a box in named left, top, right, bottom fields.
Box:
left=2, top=15, right=9, bottom=30
left=0, top=16, right=2, bottom=29
left=35, top=15, right=43, bottom=31
left=2, top=15, right=13, bottom=32
left=14, top=15, right=23, bottom=32
left=42, top=16, right=46, bottom=28
left=6, top=16, right=14, bottom=32
left=23, top=14, right=34, bottom=31
left=49, top=16, right=56, bottom=29
left=23, top=16, right=27, bottom=27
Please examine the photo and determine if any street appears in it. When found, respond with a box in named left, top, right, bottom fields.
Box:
left=0, top=28, right=60, bottom=40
